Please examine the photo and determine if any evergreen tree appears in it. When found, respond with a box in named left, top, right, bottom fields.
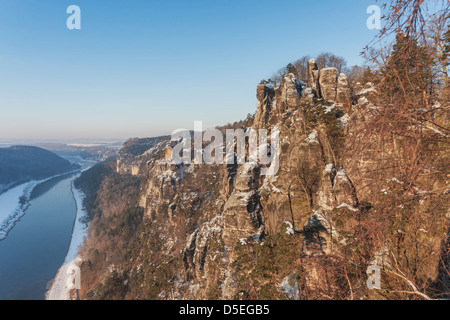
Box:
left=444, top=26, right=450, bottom=67
left=443, top=26, right=450, bottom=86
left=382, top=34, right=432, bottom=103
left=286, top=63, right=297, bottom=75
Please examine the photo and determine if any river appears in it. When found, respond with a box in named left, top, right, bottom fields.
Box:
left=0, top=157, right=95, bottom=300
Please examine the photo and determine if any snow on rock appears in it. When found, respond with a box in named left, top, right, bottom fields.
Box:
left=242, top=161, right=259, bottom=173
left=311, top=211, right=341, bottom=241
left=271, top=185, right=281, bottom=193
left=324, top=163, right=334, bottom=173
left=282, top=221, right=295, bottom=235
left=390, top=177, right=404, bottom=185
left=338, top=113, right=350, bottom=126
left=357, top=84, right=377, bottom=96
left=278, top=273, right=300, bottom=300
left=335, top=169, right=350, bottom=182
left=304, top=129, right=319, bottom=144
left=196, top=214, right=223, bottom=249
left=358, top=96, right=369, bottom=105
left=336, top=202, right=359, bottom=212
left=324, top=103, right=336, bottom=114
left=262, top=173, right=280, bottom=195
left=235, top=190, right=258, bottom=205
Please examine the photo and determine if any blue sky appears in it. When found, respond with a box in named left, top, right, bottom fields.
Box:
left=0, top=0, right=380, bottom=140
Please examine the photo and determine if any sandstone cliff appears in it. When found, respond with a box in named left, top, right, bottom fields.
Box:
left=78, top=59, right=449, bottom=300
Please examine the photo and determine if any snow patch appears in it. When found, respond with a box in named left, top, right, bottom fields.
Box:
left=324, top=163, right=334, bottom=173
left=390, top=177, right=404, bottom=185
left=336, top=202, right=359, bottom=212
left=278, top=273, right=299, bottom=300
left=324, top=104, right=336, bottom=114
left=357, top=84, right=377, bottom=96
left=358, top=97, right=369, bottom=105
left=338, top=113, right=350, bottom=126
left=335, top=170, right=349, bottom=182
left=304, top=129, right=319, bottom=144
left=282, top=221, right=295, bottom=235
left=47, top=181, right=90, bottom=300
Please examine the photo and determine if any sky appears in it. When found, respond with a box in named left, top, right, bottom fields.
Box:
left=0, top=0, right=381, bottom=141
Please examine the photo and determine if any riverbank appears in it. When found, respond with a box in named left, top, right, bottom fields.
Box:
left=0, top=182, right=35, bottom=240
left=0, top=169, right=81, bottom=241
left=46, top=180, right=89, bottom=300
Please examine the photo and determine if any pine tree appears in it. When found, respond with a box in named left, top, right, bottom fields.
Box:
left=444, top=26, right=450, bottom=67
left=382, top=34, right=432, bottom=103
left=286, top=63, right=297, bottom=75
left=443, top=26, right=450, bottom=85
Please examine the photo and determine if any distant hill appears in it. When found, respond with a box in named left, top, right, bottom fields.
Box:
left=0, top=146, right=79, bottom=193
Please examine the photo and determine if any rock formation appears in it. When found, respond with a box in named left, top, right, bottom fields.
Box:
left=307, top=59, right=320, bottom=96
left=77, top=58, right=449, bottom=301
left=319, top=67, right=338, bottom=101
left=336, top=73, right=352, bottom=107
left=223, top=162, right=264, bottom=254
left=254, top=85, right=275, bottom=129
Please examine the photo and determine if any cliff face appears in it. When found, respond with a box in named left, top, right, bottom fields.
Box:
left=116, top=136, right=169, bottom=176
left=79, top=60, right=449, bottom=300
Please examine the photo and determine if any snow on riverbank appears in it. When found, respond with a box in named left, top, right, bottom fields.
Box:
left=0, top=170, right=80, bottom=241
left=0, top=181, right=39, bottom=240
left=47, top=181, right=89, bottom=300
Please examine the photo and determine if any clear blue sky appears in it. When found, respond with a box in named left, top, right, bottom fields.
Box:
left=0, top=0, right=380, bottom=140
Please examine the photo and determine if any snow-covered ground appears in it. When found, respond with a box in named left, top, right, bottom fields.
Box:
left=0, top=170, right=80, bottom=241
left=0, top=181, right=39, bottom=240
left=46, top=182, right=89, bottom=300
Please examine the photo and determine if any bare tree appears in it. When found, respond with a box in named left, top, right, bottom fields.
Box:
left=316, top=52, right=348, bottom=73
left=292, top=55, right=311, bottom=82
left=343, top=0, right=450, bottom=300
left=426, top=12, right=450, bottom=86
left=344, top=65, right=366, bottom=86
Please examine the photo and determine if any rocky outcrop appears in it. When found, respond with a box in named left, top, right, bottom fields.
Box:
left=255, top=85, right=275, bottom=129
left=79, top=56, right=449, bottom=301
left=319, top=67, right=338, bottom=101
left=307, top=59, right=320, bottom=96
left=336, top=73, right=352, bottom=107
left=317, top=164, right=336, bottom=211
left=117, top=137, right=169, bottom=175
left=317, top=164, right=358, bottom=210
left=300, top=211, right=341, bottom=297
left=254, top=73, right=304, bottom=130
left=222, top=162, right=264, bottom=254
left=275, top=73, right=303, bottom=114
left=139, top=159, right=187, bottom=218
